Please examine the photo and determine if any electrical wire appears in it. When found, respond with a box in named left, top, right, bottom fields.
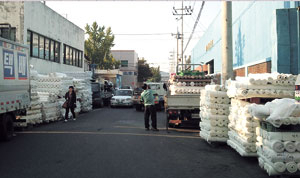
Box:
left=183, top=1, right=205, bottom=54
left=113, top=32, right=204, bottom=36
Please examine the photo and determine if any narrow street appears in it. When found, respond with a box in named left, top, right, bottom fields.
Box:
left=0, top=108, right=268, bottom=178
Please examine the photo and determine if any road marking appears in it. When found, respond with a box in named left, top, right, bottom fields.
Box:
left=16, top=131, right=201, bottom=139
left=114, top=126, right=200, bottom=133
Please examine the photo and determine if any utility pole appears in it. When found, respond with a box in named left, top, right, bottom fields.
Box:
left=221, top=1, right=233, bottom=85
left=171, top=28, right=181, bottom=73
left=181, top=0, right=184, bottom=71
left=173, top=1, right=192, bottom=72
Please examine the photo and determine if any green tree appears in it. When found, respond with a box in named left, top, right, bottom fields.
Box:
left=138, top=58, right=152, bottom=82
left=149, top=66, right=161, bottom=82
left=84, top=22, right=120, bottom=69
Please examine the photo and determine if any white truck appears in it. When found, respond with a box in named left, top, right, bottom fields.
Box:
left=146, top=82, right=167, bottom=110
left=165, top=93, right=201, bottom=128
left=165, top=68, right=219, bottom=129
left=0, top=36, right=30, bottom=141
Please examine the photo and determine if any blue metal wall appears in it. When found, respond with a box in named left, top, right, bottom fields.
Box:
left=191, top=1, right=297, bottom=74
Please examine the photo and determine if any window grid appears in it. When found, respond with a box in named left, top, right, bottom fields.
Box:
left=27, top=30, right=60, bottom=63
left=63, top=44, right=83, bottom=68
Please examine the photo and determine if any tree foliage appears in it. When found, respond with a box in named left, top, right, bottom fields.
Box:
left=149, top=66, right=161, bottom=82
left=137, top=58, right=162, bottom=83
left=84, top=22, right=120, bottom=70
left=137, top=58, right=152, bottom=82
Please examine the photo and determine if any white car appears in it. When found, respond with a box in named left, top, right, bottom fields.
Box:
left=110, top=89, right=133, bottom=107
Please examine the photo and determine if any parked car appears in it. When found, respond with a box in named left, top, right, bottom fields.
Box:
left=111, top=89, right=133, bottom=108
left=120, top=85, right=132, bottom=90
left=91, top=82, right=104, bottom=108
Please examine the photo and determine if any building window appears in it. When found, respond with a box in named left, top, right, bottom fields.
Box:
left=70, top=48, right=73, bottom=65
left=128, top=72, right=133, bottom=75
left=66, top=46, right=70, bottom=65
left=73, top=50, right=76, bottom=66
left=32, top=33, right=39, bottom=57
left=45, top=38, right=50, bottom=60
left=55, top=42, right=60, bottom=63
left=80, top=52, right=83, bottom=68
left=0, top=27, right=16, bottom=41
left=63, top=44, right=83, bottom=67
left=39, top=36, right=44, bottom=59
left=50, top=40, right=55, bottom=61
left=75, top=50, right=78, bottom=66
left=27, top=30, right=60, bottom=63
left=123, top=72, right=128, bottom=75
left=121, top=60, right=128, bottom=67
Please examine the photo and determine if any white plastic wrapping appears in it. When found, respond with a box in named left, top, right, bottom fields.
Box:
left=199, top=85, right=230, bottom=143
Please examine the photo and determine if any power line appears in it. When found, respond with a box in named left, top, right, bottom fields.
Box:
left=173, top=0, right=193, bottom=73
left=114, top=32, right=203, bottom=36
left=183, top=1, right=205, bottom=54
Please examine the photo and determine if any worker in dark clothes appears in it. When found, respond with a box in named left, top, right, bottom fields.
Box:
left=141, top=84, right=159, bottom=131
left=64, top=86, right=77, bottom=122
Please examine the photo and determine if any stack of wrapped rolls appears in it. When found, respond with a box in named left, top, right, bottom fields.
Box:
left=199, top=85, right=230, bottom=142
left=249, top=98, right=300, bottom=176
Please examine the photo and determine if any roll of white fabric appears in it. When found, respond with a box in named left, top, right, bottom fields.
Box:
left=297, top=162, right=300, bottom=171
left=262, top=146, right=300, bottom=163
left=258, top=157, right=265, bottom=168
left=273, top=162, right=286, bottom=173
left=295, top=142, right=300, bottom=152
left=263, top=139, right=284, bottom=153
left=264, top=162, right=278, bottom=176
left=262, top=146, right=286, bottom=162
left=284, top=141, right=296, bottom=153
left=286, top=162, right=298, bottom=173
left=205, top=85, right=221, bottom=91
left=259, top=128, right=300, bottom=142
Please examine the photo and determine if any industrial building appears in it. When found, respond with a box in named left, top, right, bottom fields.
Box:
left=191, top=1, right=300, bottom=77
left=111, top=50, right=138, bottom=88
left=0, top=1, right=84, bottom=74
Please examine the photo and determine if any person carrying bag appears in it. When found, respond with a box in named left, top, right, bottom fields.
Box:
left=64, top=86, right=77, bottom=122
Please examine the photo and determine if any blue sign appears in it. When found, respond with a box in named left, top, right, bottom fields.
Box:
left=17, top=53, right=27, bottom=80
left=3, top=49, right=15, bottom=80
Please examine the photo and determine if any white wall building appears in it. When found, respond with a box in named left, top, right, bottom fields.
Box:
left=111, top=50, right=138, bottom=88
left=0, top=2, right=84, bottom=74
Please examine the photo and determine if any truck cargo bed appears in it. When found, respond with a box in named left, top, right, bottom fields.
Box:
left=165, top=94, right=200, bottom=110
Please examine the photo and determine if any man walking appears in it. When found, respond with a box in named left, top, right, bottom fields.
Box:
left=141, top=84, right=159, bottom=131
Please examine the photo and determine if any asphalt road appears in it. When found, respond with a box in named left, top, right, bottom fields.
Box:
left=0, top=108, right=269, bottom=178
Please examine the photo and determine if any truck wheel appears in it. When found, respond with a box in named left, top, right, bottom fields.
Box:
left=0, top=114, right=14, bottom=141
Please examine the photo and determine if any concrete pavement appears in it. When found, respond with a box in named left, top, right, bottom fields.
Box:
left=0, top=108, right=269, bottom=178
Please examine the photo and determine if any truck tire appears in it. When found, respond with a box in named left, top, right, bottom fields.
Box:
left=0, top=114, right=14, bottom=141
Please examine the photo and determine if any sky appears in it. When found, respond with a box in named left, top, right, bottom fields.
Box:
left=46, top=1, right=221, bottom=72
